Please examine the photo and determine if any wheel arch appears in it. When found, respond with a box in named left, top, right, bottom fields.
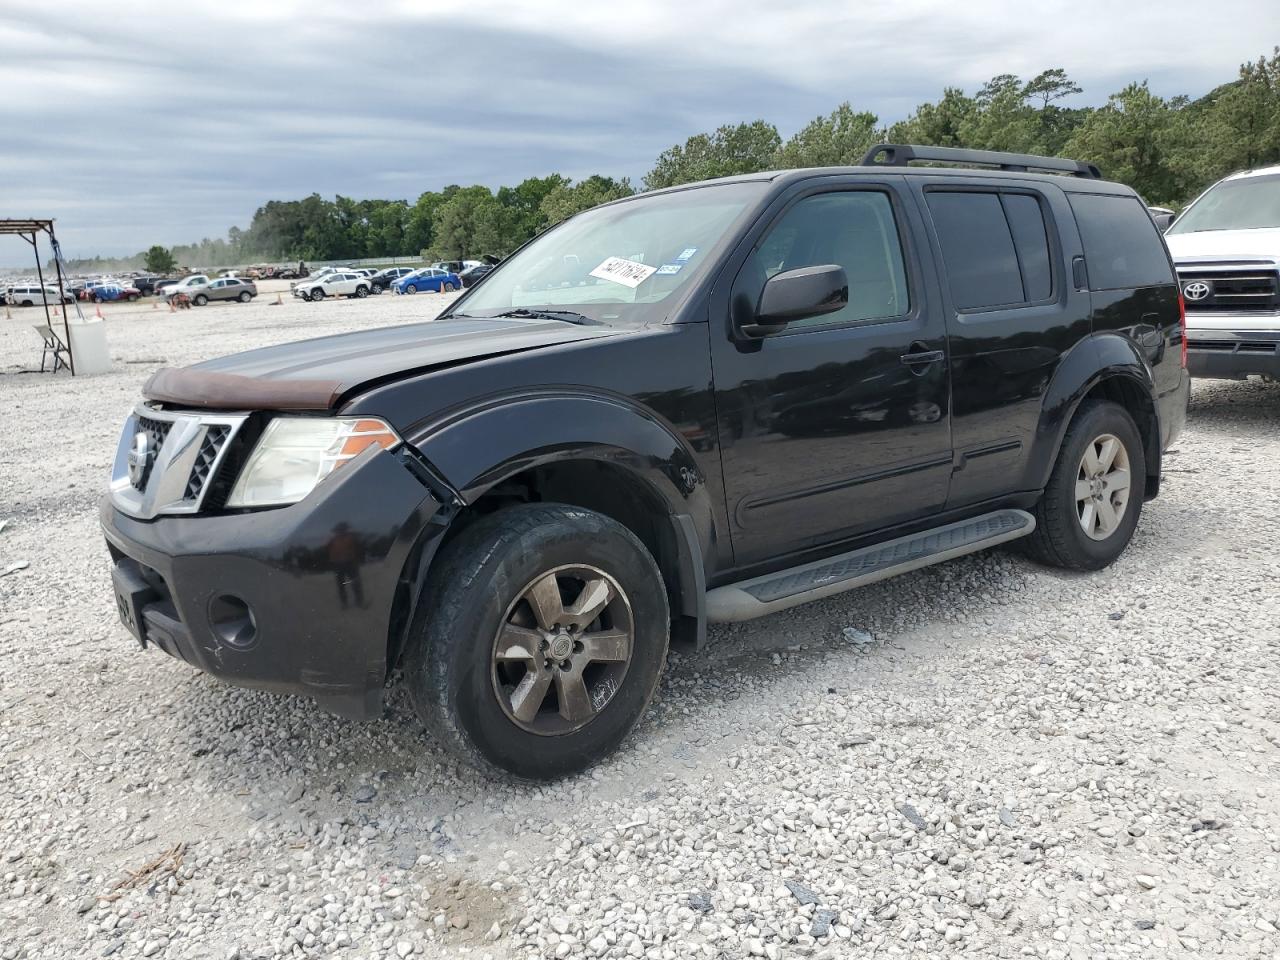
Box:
left=1029, top=332, right=1161, bottom=496
left=387, top=393, right=715, bottom=668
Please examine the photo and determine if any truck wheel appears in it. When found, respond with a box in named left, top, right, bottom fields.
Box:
left=406, top=503, right=669, bottom=779
left=1021, top=400, right=1145, bottom=571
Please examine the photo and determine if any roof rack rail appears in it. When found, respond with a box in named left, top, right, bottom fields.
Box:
left=861, top=143, right=1102, bottom=180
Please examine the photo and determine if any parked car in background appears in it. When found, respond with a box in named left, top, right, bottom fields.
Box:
left=5, top=284, right=76, bottom=306
left=90, top=282, right=142, bottom=302
left=393, top=267, right=460, bottom=294
left=458, top=263, right=494, bottom=288
left=162, top=275, right=211, bottom=301
left=189, top=277, right=258, bottom=305
left=293, top=271, right=372, bottom=301
left=131, top=276, right=169, bottom=295
left=369, top=267, right=415, bottom=293
left=1162, top=164, right=1280, bottom=381
left=289, top=268, right=344, bottom=293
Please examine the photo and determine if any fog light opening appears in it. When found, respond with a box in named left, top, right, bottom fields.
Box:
left=209, top=594, right=257, bottom=649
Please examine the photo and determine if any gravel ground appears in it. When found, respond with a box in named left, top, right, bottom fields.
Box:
left=1, top=290, right=1278, bottom=960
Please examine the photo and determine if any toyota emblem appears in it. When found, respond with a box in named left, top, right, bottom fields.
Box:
left=126, top=431, right=154, bottom=487
left=1183, top=281, right=1211, bottom=302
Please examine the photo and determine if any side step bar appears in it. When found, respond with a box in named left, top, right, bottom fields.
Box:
left=706, top=509, right=1035, bottom=623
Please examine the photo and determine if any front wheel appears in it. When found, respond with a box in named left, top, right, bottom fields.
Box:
left=193, top=294, right=208, bottom=306
left=127, top=293, right=139, bottom=302
left=371, top=284, right=384, bottom=294
left=311, top=288, right=325, bottom=300
left=1021, top=400, right=1145, bottom=571
left=406, top=503, right=669, bottom=779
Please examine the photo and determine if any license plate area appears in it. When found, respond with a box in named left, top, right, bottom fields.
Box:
left=111, top=560, right=159, bottom=648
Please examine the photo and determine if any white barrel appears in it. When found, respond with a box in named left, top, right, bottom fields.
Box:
left=66, top=317, right=113, bottom=375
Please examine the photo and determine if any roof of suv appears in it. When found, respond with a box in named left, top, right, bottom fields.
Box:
left=1222, top=164, right=1280, bottom=181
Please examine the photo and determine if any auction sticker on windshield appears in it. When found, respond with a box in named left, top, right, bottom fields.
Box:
left=590, top=256, right=657, bottom=289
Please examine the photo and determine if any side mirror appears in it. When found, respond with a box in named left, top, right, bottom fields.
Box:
left=1152, top=212, right=1174, bottom=231
left=740, top=264, right=849, bottom=338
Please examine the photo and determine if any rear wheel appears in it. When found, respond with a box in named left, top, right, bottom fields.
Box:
left=442, top=281, right=455, bottom=292
left=127, top=293, right=139, bottom=302
left=1021, top=400, right=1145, bottom=571
left=406, top=503, right=669, bottom=779
left=238, top=291, right=252, bottom=303
left=355, top=285, right=368, bottom=298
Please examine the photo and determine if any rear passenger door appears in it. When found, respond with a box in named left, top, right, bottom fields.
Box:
left=910, top=177, right=1091, bottom=509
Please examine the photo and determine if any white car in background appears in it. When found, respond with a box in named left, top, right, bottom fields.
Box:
left=292, top=270, right=372, bottom=301
left=5, top=284, right=75, bottom=306
left=1163, top=165, right=1280, bottom=381
left=160, top=275, right=211, bottom=300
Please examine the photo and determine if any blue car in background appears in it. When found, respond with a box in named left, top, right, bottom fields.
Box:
left=392, top=267, right=461, bottom=295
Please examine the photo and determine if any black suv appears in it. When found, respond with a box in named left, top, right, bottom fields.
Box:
left=102, top=145, right=1189, bottom=778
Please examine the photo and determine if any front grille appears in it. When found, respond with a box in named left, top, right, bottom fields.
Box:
left=184, top=425, right=230, bottom=501
left=1178, top=266, right=1280, bottom=313
left=132, top=416, right=172, bottom=491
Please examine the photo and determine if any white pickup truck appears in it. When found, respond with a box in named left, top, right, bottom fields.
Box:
left=1162, top=165, right=1280, bottom=381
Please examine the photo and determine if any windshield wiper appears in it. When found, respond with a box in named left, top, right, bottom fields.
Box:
left=492, top=308, right=598, bottom=325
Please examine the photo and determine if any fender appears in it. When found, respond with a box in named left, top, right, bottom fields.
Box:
left=1026, top=332, right=1158, bottom=491
left=408, top=389, right=716, bottom=636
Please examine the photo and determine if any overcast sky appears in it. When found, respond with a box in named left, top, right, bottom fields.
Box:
left=1, top=0, right=1275, bottom=261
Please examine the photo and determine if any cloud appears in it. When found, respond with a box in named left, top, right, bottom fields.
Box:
left=0, top=0, right=1272, bottom=257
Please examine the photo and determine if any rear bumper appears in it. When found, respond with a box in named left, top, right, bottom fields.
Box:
left=100, top=449, right=445, bottom=719
left=1186, top=329, right=1280, bottom=380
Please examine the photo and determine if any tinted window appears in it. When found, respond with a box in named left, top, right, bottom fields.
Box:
left=1069, top=193, right=1173, bottom=290
left=1001, top=194, right=1052, bottom=301
left=748, top=191, right=909, bottom=330
left=927, top=192, right=1023, bottom=310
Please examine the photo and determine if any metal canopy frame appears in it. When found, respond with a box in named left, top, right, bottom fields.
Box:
left=1, top=218, right=75, bottom=374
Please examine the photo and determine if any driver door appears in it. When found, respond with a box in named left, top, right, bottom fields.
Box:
left=711, top=181, right=953, bottom=567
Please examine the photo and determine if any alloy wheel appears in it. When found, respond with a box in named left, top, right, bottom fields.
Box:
left=491, top=565, right=634, bottom=736
left=1075, top=433, right=1131, bottom=541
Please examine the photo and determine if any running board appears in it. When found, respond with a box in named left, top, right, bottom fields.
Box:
left=706, top=509, right=1035, bottom=623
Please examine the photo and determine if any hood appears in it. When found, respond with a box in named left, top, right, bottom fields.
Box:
left=142, top=317, right=625, bottom=411
left=1164, top=227, right=1280, bottom=263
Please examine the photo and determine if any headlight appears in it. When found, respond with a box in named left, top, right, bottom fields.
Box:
left=227, top=417, right=400, bottom=508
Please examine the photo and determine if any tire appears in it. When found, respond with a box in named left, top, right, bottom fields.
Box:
left=406, top=503, right=670, bottom=779
left=311, top=288, right=325, bottom=300
left=405, top=284, right=417, bottom=295
left=443, top=281, right=455, bottom=293
left=355, top=285, right=368, bottom=298
left=372, top=284, right=384, bottom=295
left=193, top=294, right=208, bottom=306
left=93, top=296, right=103, bottom=304
left=238, top=291, right=251, bottom=303
left=1021, top=400, right=1146, bottom=571
left=21, top=300, right=33, bottom=308
left=127, top=293, right=139, bottom=302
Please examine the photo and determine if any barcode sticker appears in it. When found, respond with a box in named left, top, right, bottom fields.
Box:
left=589, top=256, right=657, bottom=289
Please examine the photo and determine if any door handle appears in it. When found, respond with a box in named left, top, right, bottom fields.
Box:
left=900, top=344, right=945, bottom=370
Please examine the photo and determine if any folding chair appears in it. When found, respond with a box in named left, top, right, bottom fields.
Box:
left=33, top=324, right=71, bottom=373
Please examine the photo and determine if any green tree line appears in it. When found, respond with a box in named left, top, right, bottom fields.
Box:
left=66, top=49, right=1278, bottom=274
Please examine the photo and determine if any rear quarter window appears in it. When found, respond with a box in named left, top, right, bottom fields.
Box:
left=1068, top=193, right=1173, bottom=290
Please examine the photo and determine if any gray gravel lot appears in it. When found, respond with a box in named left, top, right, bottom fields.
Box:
left=1, top=289, right=1278, bottom=960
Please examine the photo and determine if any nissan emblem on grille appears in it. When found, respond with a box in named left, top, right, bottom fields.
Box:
left=1183, top=281, right=1211, bottom=301
left=126, top=431, right=154, bottom=488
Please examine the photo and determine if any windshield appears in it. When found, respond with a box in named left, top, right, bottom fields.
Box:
left=1169, top=174, right=1280, bottom=234
left=450, top=181, right=766, bottom=326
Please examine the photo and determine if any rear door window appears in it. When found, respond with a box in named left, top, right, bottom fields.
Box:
left=1068, top=193, right=1174, bottom=290
left=926, top=190, right=1055, bottom=311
